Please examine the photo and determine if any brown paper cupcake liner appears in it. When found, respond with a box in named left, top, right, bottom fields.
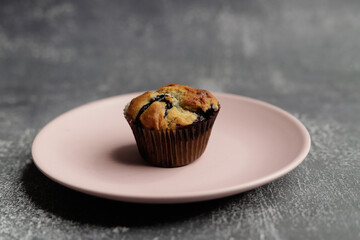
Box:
left=126, top=111, right=219, bottom=168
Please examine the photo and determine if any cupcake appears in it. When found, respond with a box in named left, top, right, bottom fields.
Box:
left=124, top=84, right=220, bottom=167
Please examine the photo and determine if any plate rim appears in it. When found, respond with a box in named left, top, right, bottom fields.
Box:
left=32, top=92, right=311, bottom=204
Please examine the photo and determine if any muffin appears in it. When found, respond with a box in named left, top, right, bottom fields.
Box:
left=124, top=84, right=220, bottom=167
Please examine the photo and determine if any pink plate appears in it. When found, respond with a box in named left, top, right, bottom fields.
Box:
left=32, top=93, right=311, bottom=204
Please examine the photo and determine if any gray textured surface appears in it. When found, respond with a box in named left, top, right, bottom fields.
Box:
left=1, top=0, right=360, bottom=239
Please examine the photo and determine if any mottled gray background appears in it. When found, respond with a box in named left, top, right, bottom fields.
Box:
left=1, top=0, right=360, bottom=239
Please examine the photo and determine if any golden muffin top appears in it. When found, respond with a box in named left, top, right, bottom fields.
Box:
left=124, top=84, right=220, bottom=130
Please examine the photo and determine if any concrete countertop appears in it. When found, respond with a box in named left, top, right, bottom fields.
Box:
left=0, top=0, right=359, bottom=239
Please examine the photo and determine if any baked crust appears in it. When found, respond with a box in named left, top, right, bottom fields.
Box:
left=125, top=84, right=220, bottom=130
